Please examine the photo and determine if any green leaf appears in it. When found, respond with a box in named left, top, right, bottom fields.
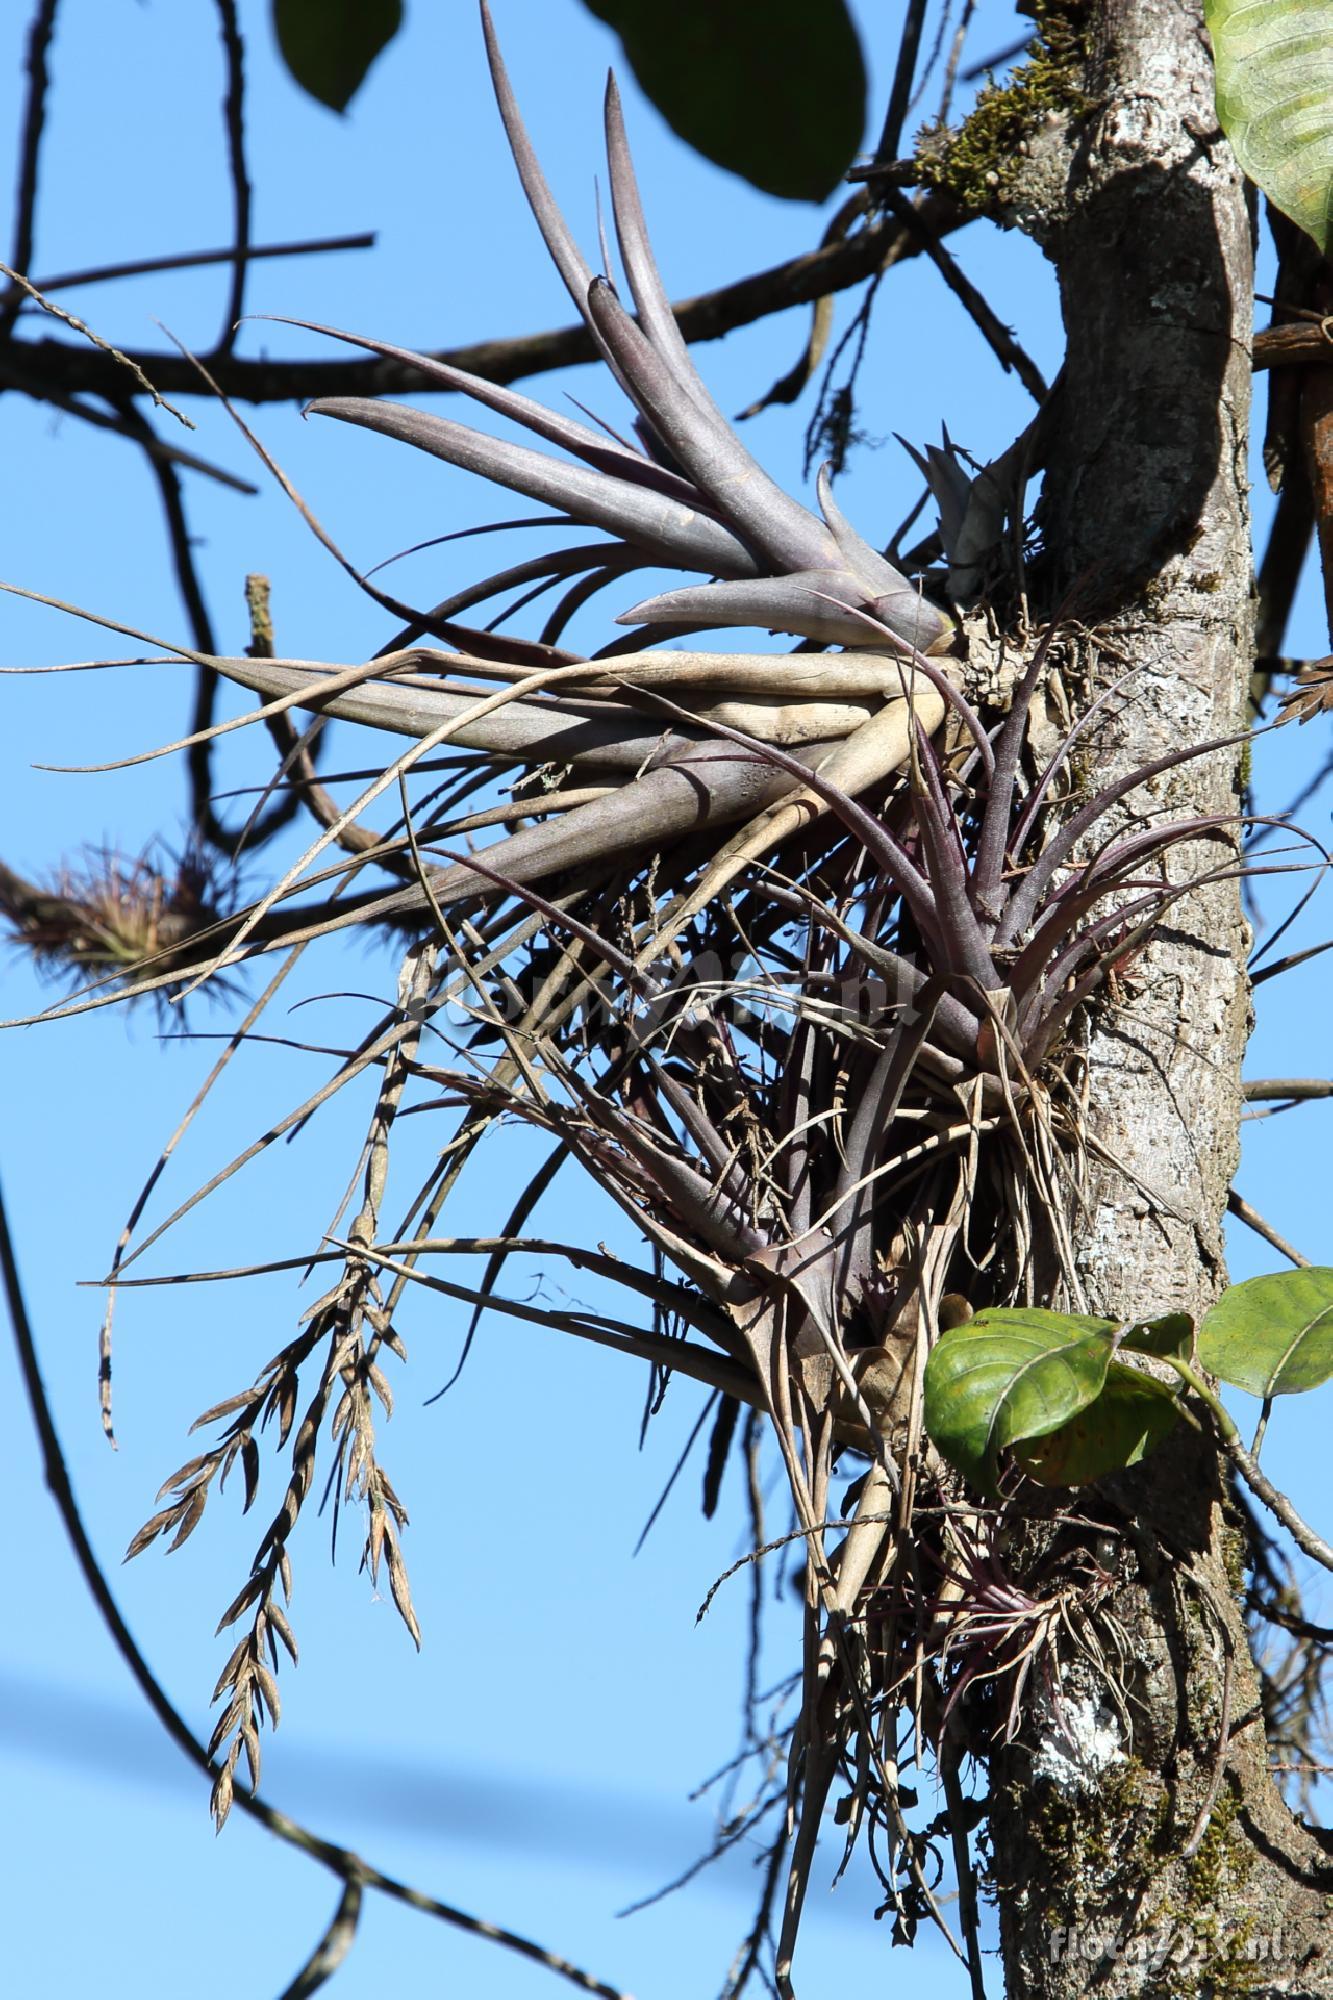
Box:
left=923, top=1308, right=1118, bottom=1498
left=579, top=0, right=866, bottom=201
left=1205, top=0, right=1333, bottom=255
left=1016, top=1365, right=1181, bottom=1487
left=273, top=0, right=402, bottom=114
left=1198, top=1267, right=1333, bottom=1397
left=1121, top=1311, right=1193, bottom=1363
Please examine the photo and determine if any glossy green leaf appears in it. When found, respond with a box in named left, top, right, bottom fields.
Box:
left=579, top=0, right=866, bottom=201
left=1016, top=1365, right=1181, bottom=1487
left=1198, top=1267, right=1333, bottom=1396
left=923, top=1308, right=1118, bottom=1498
left=1206, top=0, right=1333, bottom=255
left=273, top=0, right=402, bottom=114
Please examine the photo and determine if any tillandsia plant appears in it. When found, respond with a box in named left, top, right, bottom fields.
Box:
left=8, top=4, right=1333, bottom=1996
left=0, top=841, right=230, bottom=1005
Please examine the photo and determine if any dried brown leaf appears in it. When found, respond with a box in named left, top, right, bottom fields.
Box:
left=156, top=1452, right=213, bottom=1498
left=124, top=1506, right=180, bottom=1561
left=241, top=1718, right=262, bottom=1792
left=241, top=1438, right=261, bottom=1513
left=1277, top=660, right=1333, bottom=724
left=367, top=1500, right=385, bottom=1581
left=385, top=1534, right=422, bottom=1649
left=378, top=1469, right=409, bottom=1528
left=211, top=1755, right=235, bottom=1829
left=253, top=1656, right=282, bottom=1727
left=211, top=1634, right=250, bottom=1703
left=343, top=1437, right=368, bottom=1500
left=208, top=1694, right=247, bottom=1758
left=275, top=1377, right=297, bottom=1447
left=216, top=1574, right=263, bottom=1631
left=209, top=1736, right=243, bottom=1832
left=268, top=1600, right=299, bottom=1665
left=167, top=1484, right=208, bottom=1552
left=190, top=1390, right=256, bottom=1432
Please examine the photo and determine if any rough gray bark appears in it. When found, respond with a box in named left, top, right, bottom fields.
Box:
left=986, top=3, right=1333, bottom=1993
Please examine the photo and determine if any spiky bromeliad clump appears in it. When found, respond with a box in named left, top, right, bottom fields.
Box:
left=54, top=5, right=1253, bottom=1990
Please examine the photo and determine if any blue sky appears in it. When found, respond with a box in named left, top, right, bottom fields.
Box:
left=2, top=4, right=1330, bottom=1997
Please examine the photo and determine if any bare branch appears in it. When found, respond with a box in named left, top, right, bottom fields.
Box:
left=1254, top=321, right=1333, bottom=371
left=2, top=193, right=964, bottom=406
left=212, top=0, right=250, bottom=355
left=3, top=0, right=59, bottom=340
left=1242, top=1078, right=1333, bottom=1102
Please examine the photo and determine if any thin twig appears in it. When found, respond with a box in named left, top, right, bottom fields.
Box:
left=0, top=261, right=194, bottom=424
left=1168, top=1358, right=1333, bottom=1574
left=241, top=574, right=374, bottom=855
left=883, top=190, right=1048, bottom=402
left=873, top=0, right=929, bottom=167
left=1249, top=1597, right=1333, bottom=1646
left=3, top=0, right=60, bottom=341
left=940, top=1725, right=988, bottom=2000
left=277, top=1881, right=363, bottom=2000
left=112, top=410, right=325, bottom=860
left=212, top=0, right=250, bottom=354
left=0, top=348, right=254, bottom=486
left=1226, top=1189, right=1312, bottom=1269
left=1251, top=939, right=1333, bottom=986
left=935, top=0, right=979, bottom=126
left=7, top=231, right=375, bottom=302
left=961, top=34, right=1031, bottom=83
left=117, top=400, right=237, bottom=857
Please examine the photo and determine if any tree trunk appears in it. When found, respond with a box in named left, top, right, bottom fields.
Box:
left=987, top=2, right=1333, bottom=1991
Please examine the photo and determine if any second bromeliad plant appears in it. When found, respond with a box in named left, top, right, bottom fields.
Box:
left=69, top=3, right=1331, bottom=1991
